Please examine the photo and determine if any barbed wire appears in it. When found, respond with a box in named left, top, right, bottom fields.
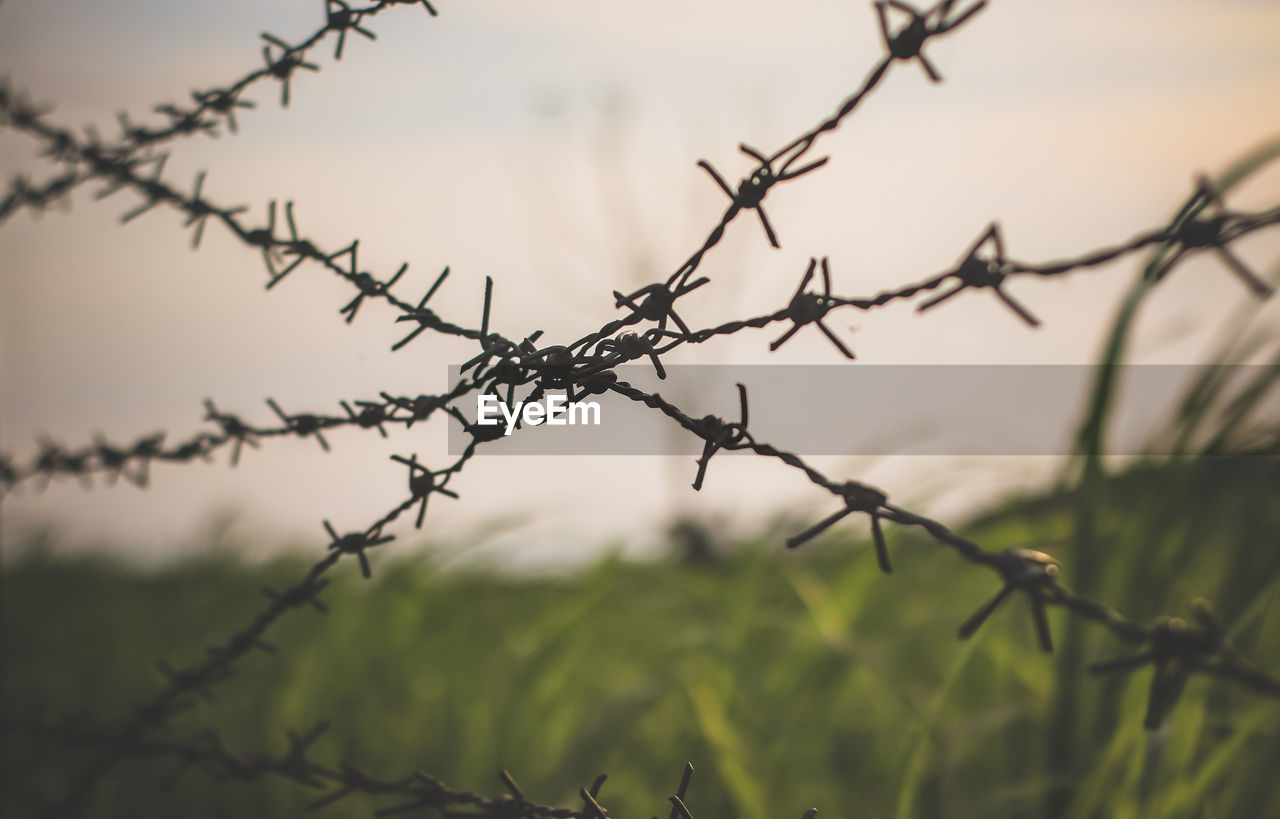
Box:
left=5, top=721, right=773, bottom=819
left=3, top=0, right=1279, bottom=816
left=0, top=0, right=437, bottom=224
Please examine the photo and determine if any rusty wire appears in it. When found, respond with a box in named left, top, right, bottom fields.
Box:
left=3, top=0, right=1280, bottom=816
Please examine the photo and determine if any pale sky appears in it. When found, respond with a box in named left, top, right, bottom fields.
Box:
left=2, top=0, right=1279, bottom=566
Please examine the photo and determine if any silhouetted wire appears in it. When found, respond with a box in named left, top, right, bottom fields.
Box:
left=2, top=1, right=1279, bottom=816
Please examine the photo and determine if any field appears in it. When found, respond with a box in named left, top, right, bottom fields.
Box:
left=4, top=4, right=1280, bottom=817
left=5, top=448, right=1279, bottom=818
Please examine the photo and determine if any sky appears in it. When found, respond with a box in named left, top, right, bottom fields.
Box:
left=2, top=0, right=1279, bottom=567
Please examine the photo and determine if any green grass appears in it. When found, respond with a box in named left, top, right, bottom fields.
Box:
left=3, top=451, right=1279, bottom=819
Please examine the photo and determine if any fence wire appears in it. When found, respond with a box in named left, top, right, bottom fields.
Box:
left=3, top=1, right=1279, bottom=816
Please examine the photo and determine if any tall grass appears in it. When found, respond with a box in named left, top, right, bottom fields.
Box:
left=4, top=444, right=1278, bottom=819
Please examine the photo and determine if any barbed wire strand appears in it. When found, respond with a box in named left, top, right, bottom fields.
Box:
left=3, top=1, right=1279, bottom=815
left=0, top=0, right=439, bottom=224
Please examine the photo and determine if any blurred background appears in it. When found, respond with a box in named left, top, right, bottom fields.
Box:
left=2, top=1, right=1280, bottom=817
